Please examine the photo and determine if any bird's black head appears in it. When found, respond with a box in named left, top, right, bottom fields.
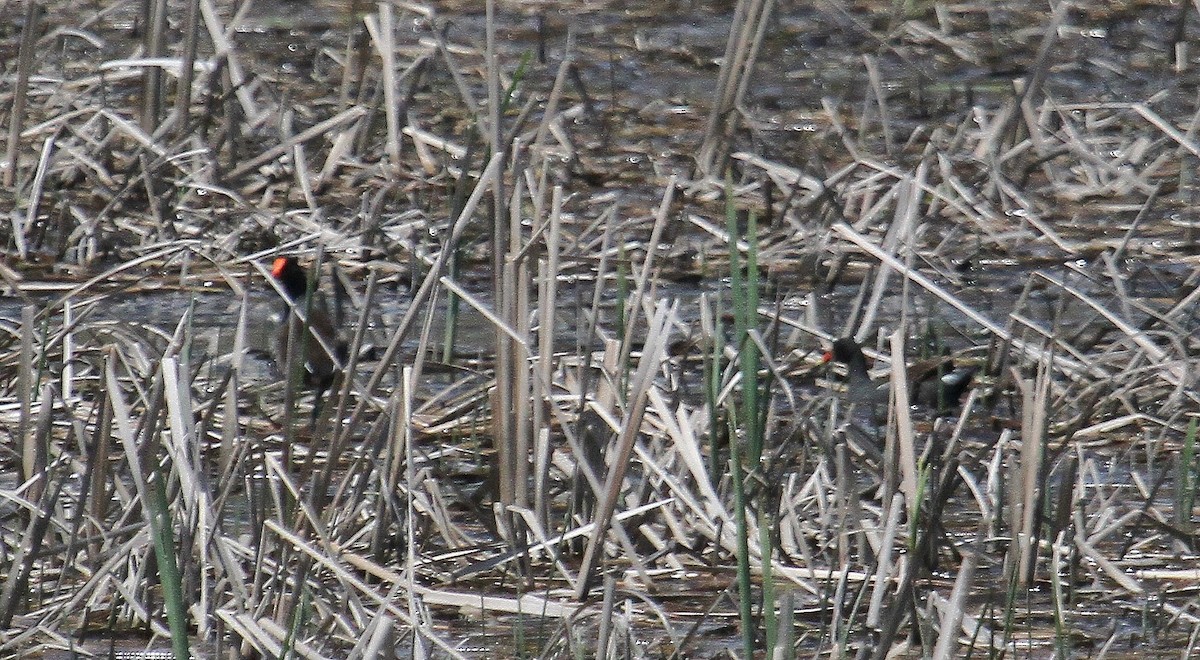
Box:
left=824, top=337, right=864, bottom=365
left=271, top=256, right=309, bottom=299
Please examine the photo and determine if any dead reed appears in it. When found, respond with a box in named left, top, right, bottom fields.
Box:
left=1, top=0, right=1199, bottom=657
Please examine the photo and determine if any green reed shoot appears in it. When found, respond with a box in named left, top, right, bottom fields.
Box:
left=1176, top=418, right=1198, bottom=530
left=726, top=177, right=769, bottom=656
left=147, top=470, right=189, bottom=660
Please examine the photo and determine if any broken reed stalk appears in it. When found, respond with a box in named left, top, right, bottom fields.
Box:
left=861, top=54, right=894, bottom=155
left=511, top=175, right=534, bottom=515
left=3, top=0, right=39, bottom=190
left=866, top=494, right=905, bottom=629
left=317, top=270, right=379, bottom=511
left=1050, top=529, right=1069, bottom=657
left=85, top=377, right=115, bottom=560
left=596, top=573, right=618, bottom=658
left=371, top=2, right=402, bottom=167
left=871, top=452, right=962, bottom=660
left=399, top=366, right=422, bottom=644
left=18, top=306, right=34, bottom=485
left=531, top=29, right=575, bottom=157
left=830, top=439, right=859, bottom=652
left=575, top=301, right=674, bottom=599
left=701, top=293, right=724, bottom=484
left=482, top=0, right=525, bottom=521
left=140, top=0, right=169, bottom=132
left=171, top=0, right=201, bottom=134
left=1014, top=344, right=1051, bottom=587
left=532, top=186, right=563, bottom=525
left=0, top=468, right=64, bottom=630
left=334, top=152, right=504, bottom=448
left=439, top=245, right=461, bottom=365
left=889, top=329, right=919, bottom=518
left=931, top=531, right=978, bottom=660
left=975, top=1, right=1067, bottom=161
left=696, top=0, right=775, bottom=174
left=616, top=175, right=677, bottom=381
left=220, top=293, right=249, bottom=479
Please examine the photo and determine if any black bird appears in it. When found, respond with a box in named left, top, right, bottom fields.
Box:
left=823, top=337, right=976, bottom=409
left=270, top=256, right=346, bottom=422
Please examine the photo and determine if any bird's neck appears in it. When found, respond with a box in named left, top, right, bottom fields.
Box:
left=846, top=354, right=872, bottom=383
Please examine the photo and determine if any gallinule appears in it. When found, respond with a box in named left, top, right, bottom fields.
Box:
left=270, top=256, right=347, bottom=422
left=823, top=337, right=976, bottom=409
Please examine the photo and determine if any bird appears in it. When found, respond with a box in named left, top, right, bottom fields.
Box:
left=823, top=336, right=976, bottom=409
left=270, top=256, right=347, bottom=423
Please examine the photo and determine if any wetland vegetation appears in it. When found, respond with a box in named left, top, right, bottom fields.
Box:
left=2, top=0, right=1200, bottom=657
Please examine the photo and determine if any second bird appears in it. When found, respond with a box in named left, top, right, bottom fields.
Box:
left=270, top=256, right=347, bottom=421
left=824, top=336, right=976, bottom=409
